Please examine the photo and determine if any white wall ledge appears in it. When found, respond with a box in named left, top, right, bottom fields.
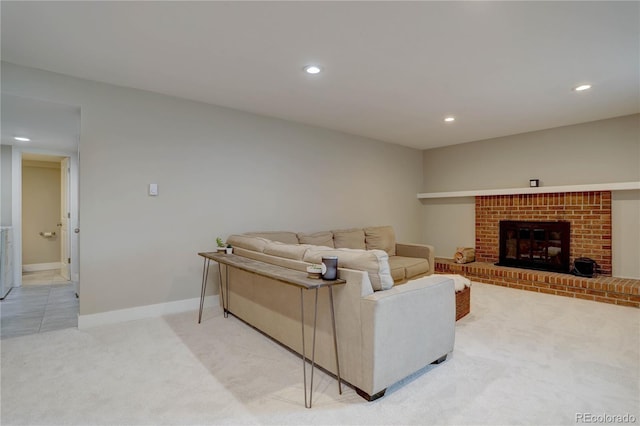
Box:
left=417, top=181, right=640, bottom=199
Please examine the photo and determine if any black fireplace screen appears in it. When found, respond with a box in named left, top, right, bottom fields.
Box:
left=497, top=221, right=570, bottom=273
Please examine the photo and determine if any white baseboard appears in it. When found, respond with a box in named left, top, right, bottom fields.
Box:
left=23, top=262, right=63, bottom=272
left=78, top=295, right=219, bottom=330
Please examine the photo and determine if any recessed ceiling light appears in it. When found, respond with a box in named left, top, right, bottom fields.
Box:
left=14, top=136, right=30, bottom=142
left=573, top=84, right=592, bottom=92
left=303, top=65, right=322, bottom=75
left=444, top=116, right=455, bottom=122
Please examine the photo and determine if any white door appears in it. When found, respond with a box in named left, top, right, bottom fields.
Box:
left=60, top=157, right=70, bottom=280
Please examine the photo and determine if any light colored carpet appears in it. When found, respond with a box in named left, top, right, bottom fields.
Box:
left=1, top=282, right=638, bottom=425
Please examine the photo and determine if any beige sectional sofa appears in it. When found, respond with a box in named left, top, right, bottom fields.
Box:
left=224, top=226, right=455, bottom=401
left=243, top=226, right=435, bottom=284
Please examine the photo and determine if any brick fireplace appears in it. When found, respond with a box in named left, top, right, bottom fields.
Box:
left=435, top=190, right=639, bottom=308
left=475, top=191, right=612, bottom=276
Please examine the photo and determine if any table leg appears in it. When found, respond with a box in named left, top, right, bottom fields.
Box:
left=300, top=289, right=308, bottom=407
left=198, top=258, right=210, bottom=324
left=225, top=264, right=230, bottom=318
left=300, top=287, right=319, bottom=409
left=309, top=287, right=319, bottom=408
left=328, top=286, right=342, bottom=395
left=217, top=263, right=229, bottom=318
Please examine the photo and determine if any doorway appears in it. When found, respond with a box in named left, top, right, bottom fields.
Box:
left=21, top=154, right=71, bottom=285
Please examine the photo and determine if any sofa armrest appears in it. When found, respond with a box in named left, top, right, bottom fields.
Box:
left=396, top=243, right=435, bottom=274
left=359, top=275, right=455, bottom=395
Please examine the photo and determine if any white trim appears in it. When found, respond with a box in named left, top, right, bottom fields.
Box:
left=417, top=181, right=640, bottom=199
left=11, top=148, right=22, bottom=287
left=22, top=262, right=63, bottom=272
left=77, top=295, right=219, bottom=329
left=67, top=153, right=79, bottom=290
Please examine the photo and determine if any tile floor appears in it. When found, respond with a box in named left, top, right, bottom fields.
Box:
left=0, top=270, right=78, bottom=339
left=21, top=269, right=72, bottom=286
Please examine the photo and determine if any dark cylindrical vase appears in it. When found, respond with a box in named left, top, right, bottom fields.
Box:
left=321, top=256, right=338, bottom=280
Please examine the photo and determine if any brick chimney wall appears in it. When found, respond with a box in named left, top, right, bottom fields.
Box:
left=475, top=192, right=612, bottom=276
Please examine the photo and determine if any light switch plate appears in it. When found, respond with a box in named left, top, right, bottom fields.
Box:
left=149, top=183, right=158, bottom=196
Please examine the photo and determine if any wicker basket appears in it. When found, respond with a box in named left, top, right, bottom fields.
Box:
left=455, top=286, right=471, bottom=321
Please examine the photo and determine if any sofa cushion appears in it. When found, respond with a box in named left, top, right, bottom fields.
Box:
left=303, top=247, right=393, bottom=291
left=364, top=226, right=396, bottom=256
left=263, top=241, right=309, bottom=261
left=297, top=231, right=335, bottom=248
left=332, top=228, right=366, bottom=250
left=227, top=235, right=271, bottom=252
left=233, top=247, right=309, bottom=272
left=245, top=231, right=299, bottom=244
left=388, top=256, right=430, bottom=281
left=389, top=263, right=406, bottom=282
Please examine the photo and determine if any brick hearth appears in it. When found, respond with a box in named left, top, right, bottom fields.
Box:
left=436, top=258, right=640, bottom=308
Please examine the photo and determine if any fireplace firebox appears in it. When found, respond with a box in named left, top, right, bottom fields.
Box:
left=497, top=221, right=570, bottom=273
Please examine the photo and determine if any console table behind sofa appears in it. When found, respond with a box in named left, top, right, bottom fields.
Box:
left=198, top=252, right=345, bottom=408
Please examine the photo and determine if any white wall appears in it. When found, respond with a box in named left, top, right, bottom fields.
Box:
left=422, top=114, right=639, bottom=192
left=1, top=62, right=424, bottom=316
left=419, top=197, right=475, bottom=259
left=0, top=145, right=12, bottom=226
left=421, top=114, right=640, bottom=278
left=612, top=190, right=640, bottom=279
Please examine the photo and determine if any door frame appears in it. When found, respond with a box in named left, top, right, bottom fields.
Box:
left=11, top=147, right=79, bottom=289
left=60, top=157, right=71, bottom=280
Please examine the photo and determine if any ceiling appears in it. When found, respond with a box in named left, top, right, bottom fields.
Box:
left=1, top=1, right=638, bottom=150
left=1, top=94, right=80, bottom=152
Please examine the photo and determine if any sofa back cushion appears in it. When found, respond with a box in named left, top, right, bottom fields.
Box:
left=263, top=241, right=310, bottom=261
left=297, top=231, right=335, bottom=248
left=245, top=231, right=299, bottom=245
left=303, top=247, right=393, bottom=291
left=364, top=226, right=397, bottom=256
left=227, top=235, right=271, bottom=252
left=233, top=247, right=309, bottom=272
left=332, top=228, right=366, bottom=250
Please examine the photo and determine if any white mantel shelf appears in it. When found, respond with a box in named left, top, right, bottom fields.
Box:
left=417, top=181, right=640, bottom=199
